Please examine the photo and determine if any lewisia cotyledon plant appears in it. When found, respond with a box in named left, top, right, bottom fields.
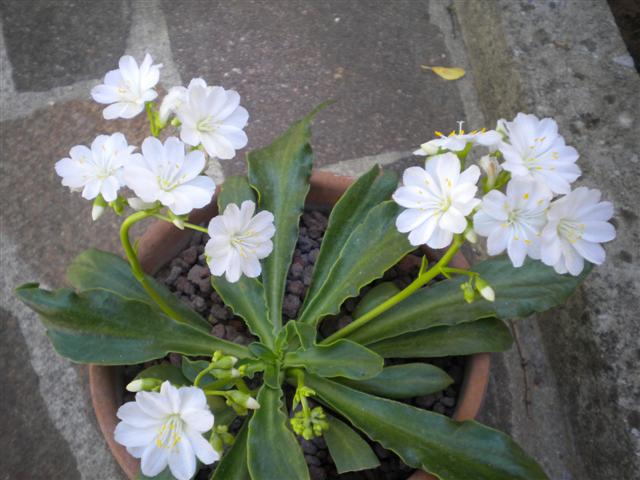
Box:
left=497, top=113, right=581, bottom=194
left=16, top=52, right=617, bottom=480
left=205, top=200, right=276, bottom=283
left=91, top=53, right=162, bottom=120
left=473, top=178, right=552, bottom=267
left=124, top=136, right=216, bottom=216
left=115, top=381, right=219, bottom=480
left=54, top=132, right=137, bottom=203
left=393, top=152, right=480, bottom=249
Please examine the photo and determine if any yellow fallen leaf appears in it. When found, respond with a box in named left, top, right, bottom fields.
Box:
left=421, top=65, right=466, bottom=80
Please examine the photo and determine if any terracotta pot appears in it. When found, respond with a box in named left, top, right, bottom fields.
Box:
left=89, top=170, right=490, bottom=480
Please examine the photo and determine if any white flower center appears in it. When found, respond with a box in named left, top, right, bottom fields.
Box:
left=155, top=415, right=183, bottom=451
left=438, top=195, right=452, bottom=213
left=197, top=117, right=219, bottom=133
left=230, top=230, right=257, bottom=258
left=558, top=219, right=585, bottom=244
left=157, top=164, right=187, bottom=191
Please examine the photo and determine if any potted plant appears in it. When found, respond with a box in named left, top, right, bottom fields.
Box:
left=16, top=54, right=616, bottom=480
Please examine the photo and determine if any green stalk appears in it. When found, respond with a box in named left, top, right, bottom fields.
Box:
left=119, top=211, right=182, bottom=321
left=153, top=213, right=209, bottom=234
left=145, top=102, right=159, bottom=137
left=320, top=235, right=464, bottom=344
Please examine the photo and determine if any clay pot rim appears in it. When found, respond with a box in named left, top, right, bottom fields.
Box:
left=88, top=170, right=490, bottom=480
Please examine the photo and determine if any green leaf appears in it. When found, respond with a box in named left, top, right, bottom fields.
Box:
left=302, top=165, right=397, bottom=310
left=247, top=385, right=310, bottom=480
left=299, top=201, right=414, bottom=325
left=369, top=318, right=513, bottom=358
left=347, top=256, right=592, bottom=345
left=336, top=363, right=452, bottom=399
left=67, top=248, right=210, bottom=332
left=248, top=105, right=328, bottom=332
left=15, top=284, right=249, bottom=364
left=323, top=414, right=380, bottom=474
left=306, top=375, right=548, bottom=480
left=211, top=421, right=250, bottom=480
left=276, top=320, right=317, bottom=353
left=284, top=339, right=383, bottom=380
left=211, top=176, right=274, bottom=347
left=353, top=282, right=401, bottom=319
left=247, top=342, right=278, bottom=362
left=135, top=363, right=190, bottom=386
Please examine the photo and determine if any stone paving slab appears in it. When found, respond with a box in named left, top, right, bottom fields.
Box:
left=163, top=0, right=466, bottom=177
left=0, top=0, right=130, bottom=92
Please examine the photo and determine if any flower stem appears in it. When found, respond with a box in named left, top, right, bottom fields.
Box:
left=119, top=211, right=182, bottom=321
left=145, top=102, right=159, bottom=137
left=152, top=213, right=209, bottom=234
left=320, top=235, right=464, bottom=345
left=194, top=363, right=218, bottom=387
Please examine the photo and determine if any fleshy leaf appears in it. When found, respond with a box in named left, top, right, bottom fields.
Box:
left=336, top=363, right=452, bottom=399
left=302, top=165, right=397, bottom=310
left=248, top=105, right=328, bottom=333
left=67, top=248, right=210, bottom=332
left=298, top=201, right=414, bottom=325
left=324, top=414, right=380, bottom=474
left=210, top=176, right=274, bottom=347
left=15, top=284, right=248, bottom=364
left=247, top=385, right=310, bottom=480
left=134, top=363, right=190, bottom=386
left=353, top=281, right=401, bottom=319
left=347, top=256, right=592, bottom=345
left=306, top=375, right=548, bottom=480
left=368, top=318, right=513, bottom=358
left=284, top=339, right=383, bottom=380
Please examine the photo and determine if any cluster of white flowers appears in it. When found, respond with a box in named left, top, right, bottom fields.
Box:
left=56, top=53, right=275, bottom=285
left=115, top=381, right=219, bottom=480
left=395, top=114, right=616, bottom=276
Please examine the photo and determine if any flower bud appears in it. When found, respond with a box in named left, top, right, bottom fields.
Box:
left=227, top=390, right=260, bottom=410
left=475, top=277, right=495, bottom=302
left=464, top=226, right=477, bottom=244
left=209, top=432, right=224, bottom=454
left=479, top=155, right=502, bottom=190
left=92, top=203, right=105, bottom=221
left=172, top=217, right=185, bottom=230
left=91, top=195, right=107, bottom=221
left=126, top=377, right=162, bottom=392
left=215, top=356, right=238, bottom=370
left=461, top=282, right=475, bottom=304
left=417, top=140, right=439, bottom=156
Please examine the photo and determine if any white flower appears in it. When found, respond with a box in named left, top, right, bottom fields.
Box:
left=540, top=187, right=615, bottom=275
left=91, top=53, right=162, bottom=120
left=205, top=200, right=275, bottom=283
left=55, top=133, right=136, bottom=202
left=393, top=152, right=481, bottom=249
left=176, top=78, right=249, bottom=159
left=473, top=178, right=552, bottom=267
left=159, top=85, right=187, bottom=124
left=124, top=136, right=216, bottom=215
left=498, top=113, right=580, bottom=194
left=114, top=381, right=219, bottom=480
left=413, top=128, right=502, bottom=155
